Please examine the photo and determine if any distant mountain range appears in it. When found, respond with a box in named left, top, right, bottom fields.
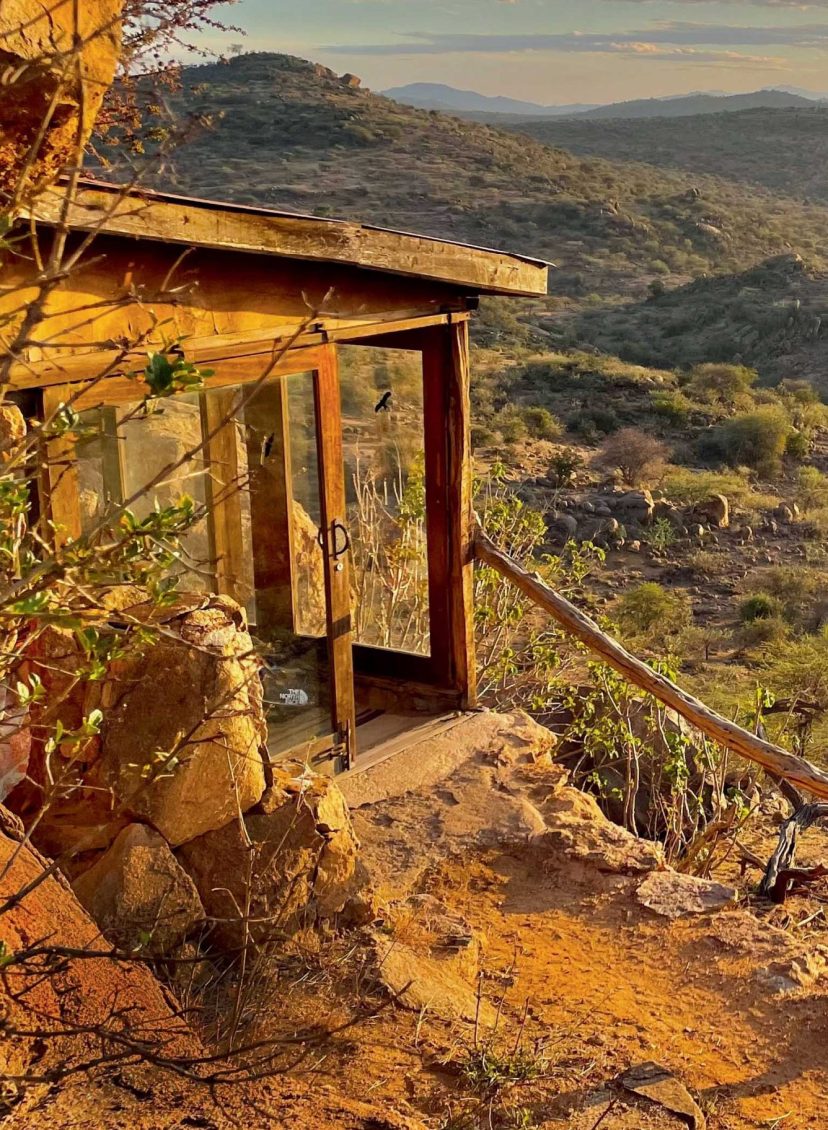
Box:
left=576, top=89, right=822, bottom=120
left=381, top=83, right=598, bottom=117
left=383, top=83, right=827, bottom=121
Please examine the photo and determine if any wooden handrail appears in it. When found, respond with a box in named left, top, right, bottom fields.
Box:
left=474, top=526, right=828, bottom=801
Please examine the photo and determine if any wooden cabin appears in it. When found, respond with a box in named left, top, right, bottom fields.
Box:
left=7, top=181, right=548, bottom=772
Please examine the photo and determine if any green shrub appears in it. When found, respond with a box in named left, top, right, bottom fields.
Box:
left=570, top=405, right=619, bottom=439
left=617, top=582, right=691, bottom=637
left=684, top=363, right=757, bottom=407
left=650, top=389, right=691, bottom=426
left=796, top=466, right=828, bottom=512
left=698, top=407, right=791, bottom=477
left=751, top=565, right=828, bottom=632
left=494, top=407, right=528, bottom=445
left=737, top=616, right=790, bottom=652
left=785, top=431, right=811, bottom=461
left=661, top=466, right=778, bottom=511
left=739, top=593, right=782, bottom=623
left=521, top=405, right=563, bottom=442
left=646, top=516, right=677, bottom=552
left=547, top=448, right=584, bottom=486
left=763, top=629, right=828, bottom=711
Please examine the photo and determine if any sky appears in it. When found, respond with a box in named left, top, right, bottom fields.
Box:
left=205, top=0, right=828, bottom=105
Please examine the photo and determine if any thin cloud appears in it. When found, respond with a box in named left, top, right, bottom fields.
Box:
left=324, top=26, right=821, bottom=62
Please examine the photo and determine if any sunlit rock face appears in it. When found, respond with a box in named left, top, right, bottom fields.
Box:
left=0, top=0, right=122, bottom=198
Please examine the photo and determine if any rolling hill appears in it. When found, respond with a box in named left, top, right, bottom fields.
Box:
left=573, top=88, right=819, bottom=120
left=569, top=253, right=828, bottom=384
left=382, top=84, right=821, bottom=122
left=117, top=54, right=828, bottom=292
left=509, top=107, right=828, bottom=205
left=101, top=52, right=828, bottom=382
left=381, top=82, right=597, bottom=117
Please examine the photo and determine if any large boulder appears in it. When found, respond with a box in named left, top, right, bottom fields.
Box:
left=178, top=765, right=360, bottom=950
left=695, top=494, right=729, bottom=529
left=0, top=1, right=123, bottom=197
left=72, top=823, right=204, bottom=955
left=10, top=594, right=268, bottom=855
left=613, top=489, right=654, bottom=527
left=0, top=806, right=195, bottom=1091
left=100, top=595, right=268, bottom=846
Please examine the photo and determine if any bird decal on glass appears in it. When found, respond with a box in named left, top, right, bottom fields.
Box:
left=374, top=390, right=392, bottom=414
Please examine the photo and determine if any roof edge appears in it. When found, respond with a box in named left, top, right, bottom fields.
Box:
left=26, top=179, right=550, bottom=297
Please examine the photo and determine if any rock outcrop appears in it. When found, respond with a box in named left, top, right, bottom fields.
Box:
left=0, top=1, right=123, bottom=196
left=0, top=807, right=195, bottom=1089
left=695, top=493, right=729, bottom=529
left=72, top=823, right=204, bottom=955
left=178, top=765, right=360, bottom=949
left=100, top=595, right=267, bottom=846
left=13, top=595, right=268, bottom=854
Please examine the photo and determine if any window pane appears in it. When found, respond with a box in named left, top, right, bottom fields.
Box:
left=76, top=397, right=212, bottom=591
left=338, top=345, right=430, bottom=655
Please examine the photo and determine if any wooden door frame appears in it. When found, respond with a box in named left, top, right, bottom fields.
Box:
left=314, top=345, right=357, bottom=768
left=339, top=317, right=477, bottom=709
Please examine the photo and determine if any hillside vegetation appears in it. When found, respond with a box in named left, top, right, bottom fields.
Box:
left=512, top=107, right=828, bottom=205
left=117, top=52, right=828, bottom=311
left=569, top=253, right=828, bottom=386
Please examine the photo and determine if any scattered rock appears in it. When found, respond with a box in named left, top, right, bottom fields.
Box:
left=535, top=786, right=664, bottom=874
left=368, top=933, right=495, bottom=1026
left=619, top=1062, right=706, bottom=1129
left=72, top=824, right=204, bottom=955
left=551, top=512, right=578, bottom=538
left=695, top=494, right=729, bottom=529
left=614, top=489, right=655, bottom=526
left=652, top=500, right=684, bottom=528
left=635, top=871, right=737, bottom=919
left=178, top=767, right=359, bottom=949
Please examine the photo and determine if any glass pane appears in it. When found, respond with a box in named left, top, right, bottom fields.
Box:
left=76, top=397, right=211, bottom=591
left=74, top=374, right=336, bottom=759
left=235, top=373, right=333, bottom=757
left=338, top=345, right=430, bottom=655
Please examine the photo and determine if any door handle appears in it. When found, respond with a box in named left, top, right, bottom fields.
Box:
left=317, top=521, right=351, bottom=559
left=332, top=520, right=351, bottom=559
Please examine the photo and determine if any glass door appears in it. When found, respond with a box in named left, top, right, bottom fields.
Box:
left=243, top=371, right=338, bottom=759
left=70, top=347, right=356, bottom=767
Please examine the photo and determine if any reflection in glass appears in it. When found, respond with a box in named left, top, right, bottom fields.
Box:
left=338, top=345, right=430, bottom=655
left=76, top=397, right=211, bottom=590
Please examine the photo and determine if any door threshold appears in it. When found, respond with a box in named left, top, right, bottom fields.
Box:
left=345, top=710, right=465, bottom=776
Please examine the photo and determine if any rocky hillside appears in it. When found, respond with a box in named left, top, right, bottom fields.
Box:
left=110, top=53, right=828, bottom=309
left=511, top=106, right=828, bottom=205
left=570, top=253, right=828, bottom=384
